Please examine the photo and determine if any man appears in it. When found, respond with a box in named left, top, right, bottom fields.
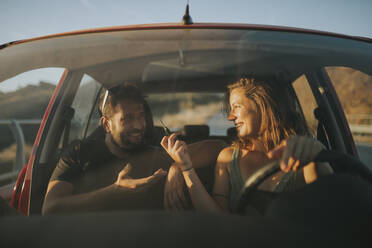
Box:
left=42, top=84, right=172, bottom=214
left=42, top=84, right=225, bottom=214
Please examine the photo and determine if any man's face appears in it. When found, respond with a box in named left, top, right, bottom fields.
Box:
left=108, top=100, right=146, bottom=150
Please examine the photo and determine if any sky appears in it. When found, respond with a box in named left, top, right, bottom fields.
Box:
left=1, top=0, right=372, bottom=91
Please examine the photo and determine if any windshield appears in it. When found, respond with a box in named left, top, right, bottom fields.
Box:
left=1, top=26, right=371, bottom=216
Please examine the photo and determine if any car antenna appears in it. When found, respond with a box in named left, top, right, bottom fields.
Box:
left=182, top=0, right=193, bottom=25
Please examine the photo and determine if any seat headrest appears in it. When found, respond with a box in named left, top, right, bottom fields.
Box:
left=227, top=127, right=237, bottom=139
left=151, top=126, right=166, bottom=146
left=153, top=126, right=166, bottom=137
left=184, top=125, right=209, bottom=141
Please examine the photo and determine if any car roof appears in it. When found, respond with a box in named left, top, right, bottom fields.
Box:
left=2, top=23, right=372, bottom=48
left=1, top=23, right=372, bottom=92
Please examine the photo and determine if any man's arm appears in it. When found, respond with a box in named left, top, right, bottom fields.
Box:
left=42, top=180, right=118, bottom=214
left=42, top=163, right=167, bottom=215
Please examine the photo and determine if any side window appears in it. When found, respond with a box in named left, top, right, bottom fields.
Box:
left=68, top=74, right=102, bottom=142
left=326, top=66, right=372, bottom=144
left=0, top=68, right=63, bottom=187
left=292, top=75, right=319, bottom=136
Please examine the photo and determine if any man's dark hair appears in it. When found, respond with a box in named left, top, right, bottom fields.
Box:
left=99, top=83, right=154, bottom=144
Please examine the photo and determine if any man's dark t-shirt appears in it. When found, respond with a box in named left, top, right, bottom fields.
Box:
left=50, top=137, right=172, bottom=211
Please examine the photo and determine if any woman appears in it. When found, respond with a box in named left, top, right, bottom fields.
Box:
left=161, top=78, right=329, bottom=213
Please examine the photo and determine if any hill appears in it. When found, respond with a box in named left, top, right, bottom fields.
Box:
left=0, top=82, right=55, bottom=151
left=326, top=67, right=372, bottom=124
left=0, top=81, right=55, bottom=119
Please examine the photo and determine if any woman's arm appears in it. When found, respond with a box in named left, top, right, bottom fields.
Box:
left=163, top=140, right=227, bottom=211
left=210, top=148, right=232, bottom=211
left=160, top=134, right=231, bottom=213
left=183, top=148, right=231, bottom=212
left=303, top=162, right=333, bottom=183
left=267, top=135, right=333, bottom=183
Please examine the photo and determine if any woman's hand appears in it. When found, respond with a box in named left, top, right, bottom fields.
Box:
left=267, top=135, right=326, bottom=173
left=161, top=133, right=193, bottom=171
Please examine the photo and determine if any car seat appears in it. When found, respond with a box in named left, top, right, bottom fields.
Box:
left=184, top=125, right=209, bottom=143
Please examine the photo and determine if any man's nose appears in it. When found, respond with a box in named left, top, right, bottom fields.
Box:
left=133, top=117, right=145, bottom=129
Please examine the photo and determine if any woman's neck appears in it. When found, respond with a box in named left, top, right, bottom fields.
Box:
left=246, top=138, right=267, bottom=153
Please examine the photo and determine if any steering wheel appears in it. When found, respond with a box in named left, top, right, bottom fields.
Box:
left=235, top=149, right=372, bottom=214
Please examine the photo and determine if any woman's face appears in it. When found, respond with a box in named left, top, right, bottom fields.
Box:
left=228, top=88, right=261, bottom=138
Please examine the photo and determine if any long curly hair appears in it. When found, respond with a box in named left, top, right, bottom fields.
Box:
left=225, top=78, right=309, bottom=151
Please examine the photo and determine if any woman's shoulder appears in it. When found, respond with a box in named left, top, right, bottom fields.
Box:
left=217, top=146, right=236, bottom=162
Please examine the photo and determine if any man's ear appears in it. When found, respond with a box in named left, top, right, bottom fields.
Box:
left=100, top=116, right=111, bottom=133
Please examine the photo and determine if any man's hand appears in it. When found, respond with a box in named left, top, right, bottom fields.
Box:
left=164, top=164, right=189, bottom=211
left=115, top=163, right=167, bottom=191
left=267, top=135, right=326, bottom=173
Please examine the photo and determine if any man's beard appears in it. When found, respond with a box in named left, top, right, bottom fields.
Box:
left=112, top=129, right=145, bottom=151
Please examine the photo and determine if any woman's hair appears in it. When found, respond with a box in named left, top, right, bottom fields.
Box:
left=225, top=78, right=309, bottom=151
left=98, top=83, right=154, bottom=144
